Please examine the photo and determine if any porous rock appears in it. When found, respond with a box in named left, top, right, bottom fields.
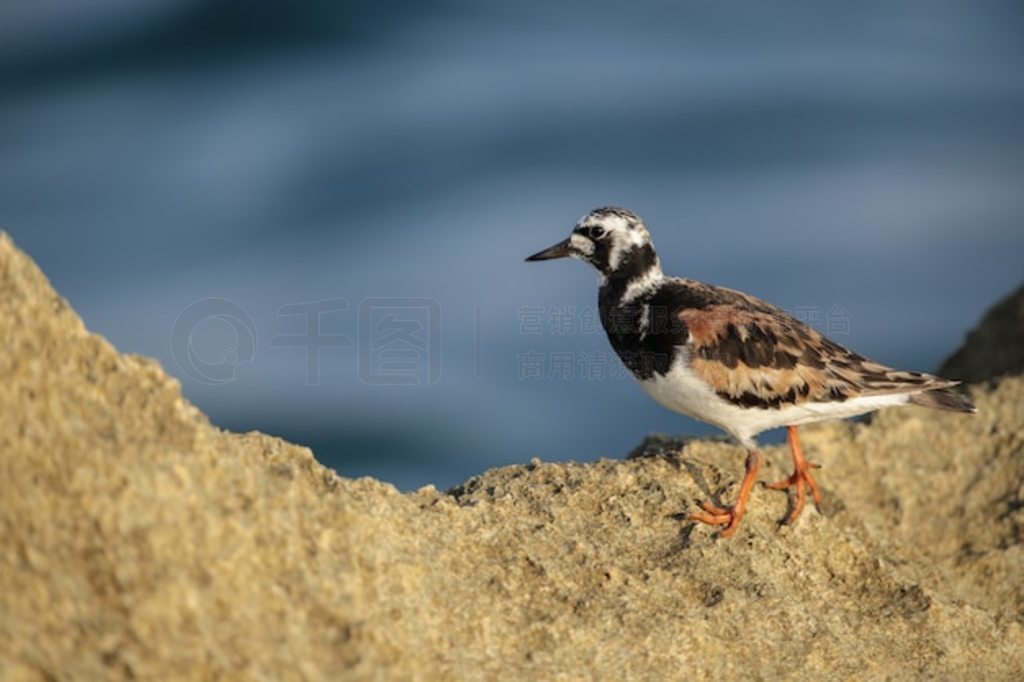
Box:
left=1, top=233, right=1022, bottom=680
left=940, top=283, right=1024, bottom=383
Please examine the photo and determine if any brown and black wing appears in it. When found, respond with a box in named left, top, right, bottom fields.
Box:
left=664, top=279, right=970, bottom=411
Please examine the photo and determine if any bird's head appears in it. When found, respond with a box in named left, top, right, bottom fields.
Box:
left=526, top=206, right=659, bottom=280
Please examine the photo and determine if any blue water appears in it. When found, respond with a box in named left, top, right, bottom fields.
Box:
left=3, top=1, right=1022, bottom=490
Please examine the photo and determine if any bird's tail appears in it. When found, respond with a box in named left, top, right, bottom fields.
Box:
left=907, top=386, right=977, bottom=413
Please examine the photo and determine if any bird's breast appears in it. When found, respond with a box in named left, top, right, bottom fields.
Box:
left=600, top=299, right=685, bottom=381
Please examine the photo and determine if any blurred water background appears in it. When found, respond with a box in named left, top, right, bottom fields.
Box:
left=3, top=1, right=1022, bottom=490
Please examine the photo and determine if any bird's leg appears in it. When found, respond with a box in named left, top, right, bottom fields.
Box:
left=765, top=425, right=822, bottom=525
left=687, top=449, right=762, bottom=538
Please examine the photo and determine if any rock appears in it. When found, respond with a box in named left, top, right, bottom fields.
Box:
left=940, top=283, right=1024, bottom=383
left=1, top=233, right=1022, bottom=680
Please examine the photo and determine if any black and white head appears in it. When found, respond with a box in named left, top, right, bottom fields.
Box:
left=526, top=206, right=660, bottom=281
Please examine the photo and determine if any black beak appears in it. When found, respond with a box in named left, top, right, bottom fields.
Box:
left=525, top=238, right=572, bottom=262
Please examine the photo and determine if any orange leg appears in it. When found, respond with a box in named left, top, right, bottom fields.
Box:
left=687, top=449, right=762, bottom=538
left=765, top=426, right=822, bottom=525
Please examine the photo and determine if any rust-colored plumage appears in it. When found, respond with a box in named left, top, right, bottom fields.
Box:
left=675, top=281, right=967, bottom=412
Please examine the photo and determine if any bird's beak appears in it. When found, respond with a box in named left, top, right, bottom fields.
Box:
left=525, top=238, right=572, bottom=262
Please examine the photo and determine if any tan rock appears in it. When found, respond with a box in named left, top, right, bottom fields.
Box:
left=1, top=233, right=1022, bottom=680
left=940, top=283, right=1024, bottom=383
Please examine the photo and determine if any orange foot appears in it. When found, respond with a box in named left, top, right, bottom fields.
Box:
left=765, top=425, right=822, bottom=525
left=688, top=449, right=761, bottom=538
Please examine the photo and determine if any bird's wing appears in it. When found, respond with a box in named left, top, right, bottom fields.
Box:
left=665, top=280, right=955, bottom=409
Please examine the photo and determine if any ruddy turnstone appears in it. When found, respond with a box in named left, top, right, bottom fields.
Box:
left=526, top=206, right=976, bottom=537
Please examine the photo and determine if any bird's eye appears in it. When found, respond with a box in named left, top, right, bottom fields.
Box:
left=590, top=225, right=605, bottom=238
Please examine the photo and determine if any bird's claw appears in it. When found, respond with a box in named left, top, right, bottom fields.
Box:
left=765, top=461, right=822, bottom=525
left=686, top=501, right=744, bottom=537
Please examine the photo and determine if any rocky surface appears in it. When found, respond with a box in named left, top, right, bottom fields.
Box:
left=1, top=232, right=1022, bottom=680
left=940, top=283, right=1024, bottom=384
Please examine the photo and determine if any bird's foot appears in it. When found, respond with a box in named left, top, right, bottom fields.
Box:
left=686, top=449, right=762, bottom=538
left=764, top=425, right=823, bottom=527
left=765, top=460, right=822, bottom=525
left=686, top=500, right=746, bottom=537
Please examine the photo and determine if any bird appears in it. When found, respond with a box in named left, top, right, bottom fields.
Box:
left=526, top=206, right=976, bottom=537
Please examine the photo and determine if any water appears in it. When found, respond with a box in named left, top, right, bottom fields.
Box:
left=3, top=1, right=1022, bottom=490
